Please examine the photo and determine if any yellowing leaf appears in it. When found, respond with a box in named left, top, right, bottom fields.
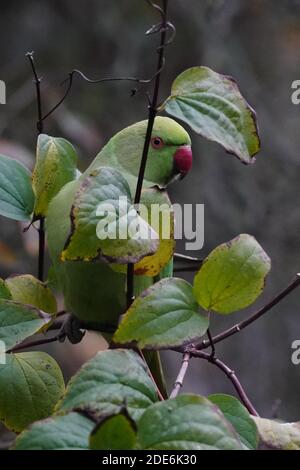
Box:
left=253, top=417, right=300, bottom=450
left=32, top=134, right=77, bottom=217
left=0, top=352, right=65, bottom=432
left=112, top=188, right=175, bottom=276
left=0, top=299, right=52, bottom=351
left=5, top=274, right=57, bottom=314
left=193, top=234, right=271, bottom=314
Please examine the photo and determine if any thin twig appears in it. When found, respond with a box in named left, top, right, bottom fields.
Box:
left=26, top=52, right=45, bottom=282
left=69, top=63, right=165, bottom=87
left=146, top=0, right=164, bottom=17
left=133, top=3, right=168, bottom=205
left=170, top=352, right=191, bottom=398
left=37, top=217, right=45, bottom=281
left=26, top=52, right=43, bottom=134
left=123, top=0, right=170, bottom=402
left=60, top=21, right=175, bottom=101
left=126, top=0, right=169, bottom=309
left=8, top=332, right=65, bottom=354
left=189, top=348, right=259, bottom=416
left=7, top=317, right=117, bottom=353
left=55, top=310, right=67, bottom=318
left=173, top=253, right=203, bottom=273
left=174, top=253, right=203, bottom=262
left=207, top=327, right=215, bottom=357
left=41, top=72, right=74, bottom=121
left=197, top=274, right=300, bottom=351
left=174, top=266, right=202, bottom=273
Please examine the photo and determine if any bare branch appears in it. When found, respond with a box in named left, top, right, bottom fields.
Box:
left=174, top=253, right=203, bottom=262
left=41, top=72, right=74, bottom=121
left=7, top=332, right=65, bottom=354
left=189, top=348, right=259, bottom=416
left=26, top=51, right=45, bottom=282
left=173, top=253, right=203, bottom=273
left=197, top=274, right=300, bottom=351
left=170, top=352, right=191, bottom=398
left=206, top=327, right=215, bottom=357
left=127, top=0, right=171, bottom=308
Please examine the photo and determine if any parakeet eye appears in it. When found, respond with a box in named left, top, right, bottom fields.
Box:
left=151, top=136, right=164, bottom=149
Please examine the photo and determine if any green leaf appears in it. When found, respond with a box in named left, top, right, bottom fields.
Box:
left=61, top=167, right=159, bottom=264
left=90, top=409, right=137, bottom=450
left=161, top=66, right=260, bottom=164
left=13, top=412, right=94, bottom=450
left=193, top=234, right=271, bottom=314
left=138, top=394, right=243, bottom=450
left=252, top=417, right=300, bottom=450
left=5, top=274, right=57, bottom=314
left=0, top=299, right=52, bottom=351
left=57, top=349, right=158, bottom=421
left=112, top=188, right=175, bottom=277
left=0, top=278, right=12, bottom=300
left=0, top=154, right=35, bottom=221
left=209, top=394, right=258, bottom=450
left=32, top=134, right=77, bottom=217
left=0, top=352, right=65, bottom=432
left=114, top=278, right=209, bottom=349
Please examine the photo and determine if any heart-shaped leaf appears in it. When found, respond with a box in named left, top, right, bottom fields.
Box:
left=0, top=299, right=52, bottom=351
left=0, top=154, right=35, bottom=221
left=138, top=394, right=243, bottom=450
left=89, top=409, right=137, bottom=450
left=0, top=352, right=65, bottom=432
left=32, top=135, right=77, bottom=217
left=57, top=349, right=158, bottom=421
left=114, top=278, right=209, bottom=349
left=5, top=274, right=57, bottom=314
left=61, top=167, right=159, bottom=264
left=209, top=394, right=259, bottom=450
left=193, top=234, right=271, bottom=314
left=13, top=412, right=94, bottom=450
left=161, top=67, right=260, bottom=164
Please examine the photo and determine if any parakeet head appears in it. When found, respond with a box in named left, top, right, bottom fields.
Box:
left=104, top=116, right=192, bottom=188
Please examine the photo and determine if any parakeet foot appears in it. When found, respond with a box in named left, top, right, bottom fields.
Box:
left=61, top=314, right=86, bottom=344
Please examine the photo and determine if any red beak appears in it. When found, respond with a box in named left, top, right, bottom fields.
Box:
left=174, top=145, right=193, bottom=178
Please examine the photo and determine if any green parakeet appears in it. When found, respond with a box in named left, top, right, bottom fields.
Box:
left=46, top=116, right=192, bottom=330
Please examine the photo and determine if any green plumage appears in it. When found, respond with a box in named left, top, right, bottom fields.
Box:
left=46, top=116, right=191, bottom=328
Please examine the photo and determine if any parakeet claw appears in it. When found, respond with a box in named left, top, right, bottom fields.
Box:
left=61, top=314, right=86, bottom=344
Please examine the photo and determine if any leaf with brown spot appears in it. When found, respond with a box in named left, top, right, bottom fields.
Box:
left=32, top=134, right=77, bottom=217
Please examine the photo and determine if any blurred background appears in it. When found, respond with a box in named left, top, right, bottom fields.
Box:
left=0, top=0, right=300, bottom=444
